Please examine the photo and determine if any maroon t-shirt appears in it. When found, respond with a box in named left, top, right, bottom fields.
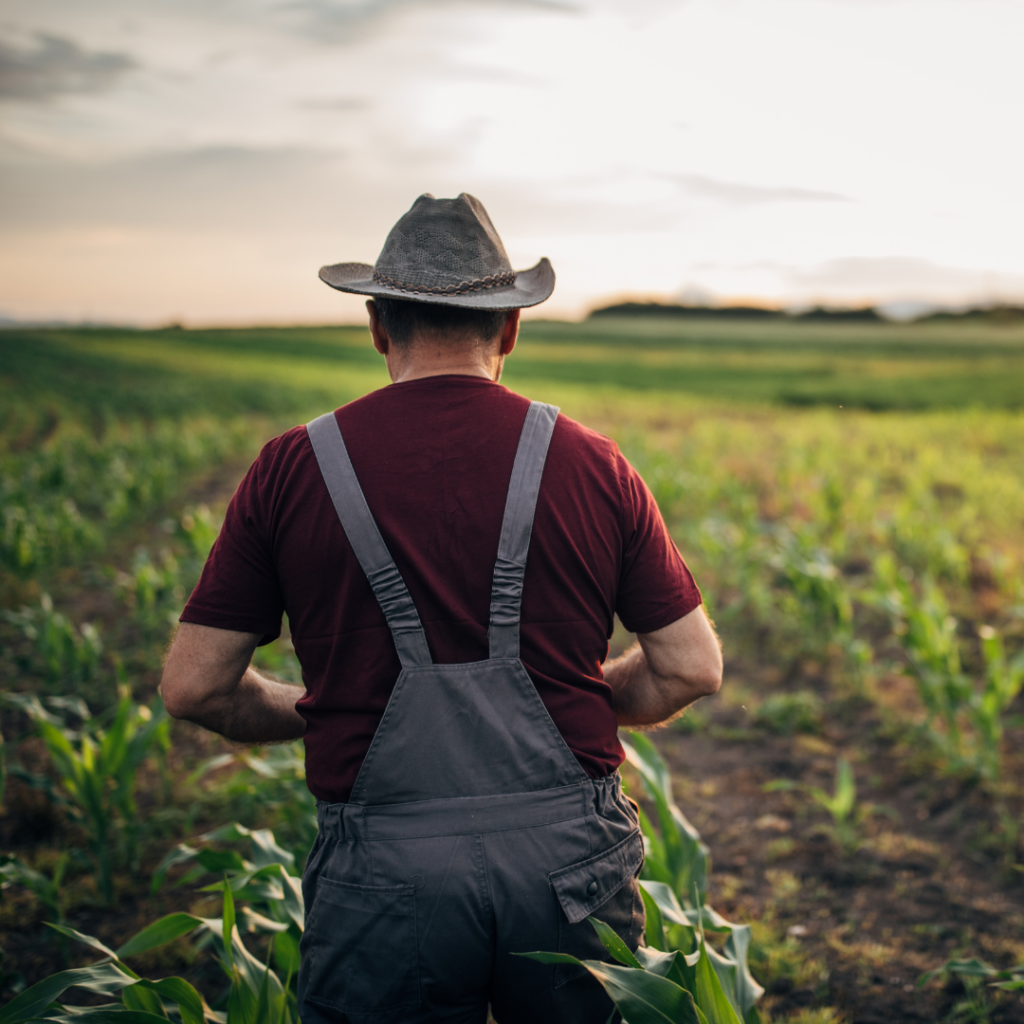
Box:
left=181, top=376, right=701, bottom=802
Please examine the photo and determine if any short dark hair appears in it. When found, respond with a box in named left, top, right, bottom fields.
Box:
left=373, top=297, right=510, bottom=348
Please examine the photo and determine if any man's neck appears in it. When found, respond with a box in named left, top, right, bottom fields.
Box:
left=385, top=346, right=503, bottom=384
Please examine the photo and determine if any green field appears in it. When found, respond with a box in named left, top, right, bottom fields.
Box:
left=2, top=318, right=1023, bottom=1023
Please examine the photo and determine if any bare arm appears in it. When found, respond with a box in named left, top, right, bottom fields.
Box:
left=604, top=605, right=723, bottom=727
left=160, top=622, right=306, bottom=743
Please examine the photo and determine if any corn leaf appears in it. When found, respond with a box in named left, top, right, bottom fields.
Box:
left=515, top=953, right=699, bottom=1024
left=639, top=885, right=667, bottom=951
left=585, top=961, right=701, bottom=1024
left=116, top=914, right=202, bottom=960
left=273, top=930, right=301, bottom=979
left=45, top=925, right=119, bottom=963
left=120, top=985, right=166, bottom=1017
left=588, top=917, right=643, bottom=969
left=134, top=979, right=206, bottom=1024
left=0, top=965, right=137, bottom=1024
left=694, top=936, right=743, bottom=1024
left=31, top=1011, right=170, bottom=1024
left=723, top=925, right=765, bottom=1015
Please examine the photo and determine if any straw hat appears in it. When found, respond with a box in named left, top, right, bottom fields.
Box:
left=319, top=193, right=554, bottom=310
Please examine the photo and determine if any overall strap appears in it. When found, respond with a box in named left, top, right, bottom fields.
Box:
left=488, top=402, right=559, bottom=659
left=306, top=412, right=432, bottom=669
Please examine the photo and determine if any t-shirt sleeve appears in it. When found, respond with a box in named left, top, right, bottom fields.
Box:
left=180, top=449, right=285, bottom=646
left=615, top=455, right=702, bottom=635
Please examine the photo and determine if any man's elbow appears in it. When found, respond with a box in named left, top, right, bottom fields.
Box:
left=694, top=662, right=723, bottom=697
left=160, top=670, right=201, bottom=721
left=687, top=649, right=723, bottom=698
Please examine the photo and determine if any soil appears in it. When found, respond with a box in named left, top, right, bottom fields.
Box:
left=3, top=459, right=1024, bottom=1024
left=630, top=666, right=1024, bottom=1024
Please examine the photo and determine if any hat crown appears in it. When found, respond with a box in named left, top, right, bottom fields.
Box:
left=373, top=193, right=515, bottom=295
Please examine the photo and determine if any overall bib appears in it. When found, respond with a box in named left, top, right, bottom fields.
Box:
left=300, top=401, right=644, bottom=1024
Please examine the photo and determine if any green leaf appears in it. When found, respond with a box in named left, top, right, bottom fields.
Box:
left=919, top=957, right=998, bottom=986
left=639, top=885, right=667, bottom=951
left=121, top=984, right=167, bottom=1017
left=0, top=965, right=137, bottom=1024
left=149, top=845, right=199, bottom=894
left=196, top=850, right=248, bottom=874
left=239, top=909, right=290, bottom=935
left=249, top=830, right=295, bottom=870
left=135, top=979, right=205, bottom=1024
left=270, top=866, right=304, bottom=933
left=45, top=925, right=119, bottom=963
left=515, top=951, right=587, bottom=966
left=831, top=760, right=856, bottom=823
left=202, top=822, right=253, bottom=844
left=116, top=914, right=201, bottom=960
left=636, top=805, right=666, bottom=866
left=639, top=880, right=693, bottom=928
left=226, top=974, right=257, bottom=1024
left=518, top=952, right=699, bottom=1023
left=32, top=1010, right=171, bottom=1024
left=222, top=881, right=236, bottom=970
left=694, top=936, right=743, bottom=1024
left=588, top=917, right=643, bottom=969
left=273, top=930, right=301, bottom=980
left=636, top=946, right=697, bottom=993
left=723, top=925, right=765, bottom=1014
left=585, top=961, right=700, bottom=1024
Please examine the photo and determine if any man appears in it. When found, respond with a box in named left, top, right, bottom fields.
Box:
left=161, top=193, right=722, bottom=1024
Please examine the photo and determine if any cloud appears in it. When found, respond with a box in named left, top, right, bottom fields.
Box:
left=283, top=0, right=576, bottom=42
left=790, top=256, right=990, bottom=293
left=294, top=96, right=371, bottom=111
left=673, top=174, right=851, bottom=206
left=0, top=33, right=136, bottom=101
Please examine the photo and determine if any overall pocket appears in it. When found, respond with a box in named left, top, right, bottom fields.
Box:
left=303, top=876, right=420, bottom=1015
left=549, top=829, right=644, bottom=987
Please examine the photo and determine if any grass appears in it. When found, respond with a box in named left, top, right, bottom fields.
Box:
left=2, top=315, right=1024, bottom=1022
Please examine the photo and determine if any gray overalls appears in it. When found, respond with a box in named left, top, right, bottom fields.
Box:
left=299, top=401, right=644, bottom=1024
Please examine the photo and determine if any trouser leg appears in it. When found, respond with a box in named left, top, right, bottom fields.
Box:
left=484, top=823, right=644, bottom=1024
left=300, top=832, right=493, bottom=1024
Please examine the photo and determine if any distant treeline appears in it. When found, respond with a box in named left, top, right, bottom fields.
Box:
left=588, top=301, right=1024, bottom=324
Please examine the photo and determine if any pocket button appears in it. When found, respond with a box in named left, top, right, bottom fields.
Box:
left=587, top=880, right=599, bottom=895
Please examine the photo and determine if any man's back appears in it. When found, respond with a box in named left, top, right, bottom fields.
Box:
left=183, top=374, right=700, bottom=802
left=164, top=192, right=721, bottom=1024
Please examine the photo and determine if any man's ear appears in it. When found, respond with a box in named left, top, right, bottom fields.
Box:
left=367, top=299, right=389, bottom=355
left=499, top=309, right=520, bottom=357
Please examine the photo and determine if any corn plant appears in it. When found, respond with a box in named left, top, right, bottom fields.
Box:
left=188, top=743, right=316, bottom=865
left=3, top=688, right=170, bottom=905
left=0, top=820, right=303, bottom=1024
left=974, top=625, right=1024, bottom=781
left=918, top=956, right=1024, bottom=1023
left=621, top=732, right=764, bottom=1022
left=1, top=596, right=102, bottom=685
left=0, top=854, right=68, bottom=926
left=871, top=555, right=1024, bottom=780
left=0, top=880, right=300, bottom=1024
left=767, top=526, right=853, bottom=652
left=764, top=758, right=891, bottom=855
left=520, top=888, right=758, bottom=1024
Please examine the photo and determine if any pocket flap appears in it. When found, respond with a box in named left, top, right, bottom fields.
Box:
left=549, top=829, right=643, bottom=925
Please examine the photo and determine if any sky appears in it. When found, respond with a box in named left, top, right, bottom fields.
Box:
left=1, top=0, right=1023, bottom=324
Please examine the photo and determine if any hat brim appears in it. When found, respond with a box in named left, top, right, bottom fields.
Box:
left=318, top=258, right=554, bottom=310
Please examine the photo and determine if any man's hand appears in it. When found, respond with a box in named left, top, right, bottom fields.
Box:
left=604, top=605, right=722, bottom=727
left=161, top=622, right=306, bottom=743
